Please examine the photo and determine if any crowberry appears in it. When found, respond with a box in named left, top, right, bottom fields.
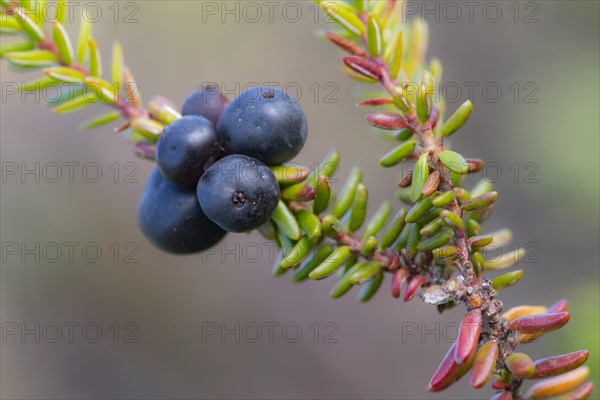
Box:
left=181, top=86, right=228, bottom=126
left=216, top=86, right=308, bottom=165
left=197, top=154, right=280, bottom=232
left=138, top=168, right=226, bottom=254
left=155, top=115, right=221, bottom=188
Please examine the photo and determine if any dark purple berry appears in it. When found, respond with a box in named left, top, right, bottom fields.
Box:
left=197, top=154, right=280, bottom=232
left=138, top=168, right=226, bottom=254
left=181, top=86, right=228, bottom=126
left=155, top=115, right=221, bottom=188
left=216, top=86, right=308, bottom=165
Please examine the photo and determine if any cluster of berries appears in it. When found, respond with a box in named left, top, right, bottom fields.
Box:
left=138, top=86, right=308, bottom=254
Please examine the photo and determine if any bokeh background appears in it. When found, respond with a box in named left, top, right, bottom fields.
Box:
left=1, top=1, right=598, bottom=399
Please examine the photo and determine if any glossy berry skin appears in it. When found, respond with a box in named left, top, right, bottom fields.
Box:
left=197, top=154, right=280, bottom=232
left=181, top=86, right=228, bottom=126
left=155, top=115, right=221, bottom=188
left=217, top=86, right=308, bottom=165
left=138, top=168, right=226, bottom=254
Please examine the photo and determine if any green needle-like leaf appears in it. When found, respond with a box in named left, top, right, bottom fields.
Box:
left=280, top=235, right=314, bottom=269
left=14, top=6, right=44, bottom=42
left=329, top=262, right=363, bottom=299
left=492, top=270, right=524, bottom=290
left=52, top=22, right=74, bottom=65
left=332, top=167, right=362, bottom=218
left=411, top=153, right=429, bottom=202
left=18, top=76, right=57, bottom=92
left=7, top=50, right=57, bottom=69
left=52, top=91, right=93, bottom=113
left=271, top=165, right=309, bottom=184
left=394, top=222, right=412, bottom=250
left=296, top=209, right=322, bottom=239
left=77, top=17, right=91, bottom=64
left=313, top=175, right=331, bottom=215
left=272, top=200, right=302, bottom=240
left=87, top=37, right=102, bottom=77
left=379, top=140, right=417, bottom=167
left=363, top=201, right=393, bottom=239
left=407, top=223, right=422, bottom=256
left=80, top=111, right=121, bottom=129
left=349, top=260, right=381, bottom=285
left=56, top=0, right=67, bottom=24
left=349, top=183, right=368, bottom=232
left=405, top=195, right=434, bottom=223
left=441, top=100, right=473, bottom=137
left=272, top=233, right=293, bottom=277
left=319, top=0, right=365, bottom=37
left=130, top=117, right=163, bottom=142
left=44, top=66, right=84, bottom=83
left=417, top=228, right=454, bottom=251
left=440, top=209, right=464, bottom=230
left=0, top=16, right=22, bottom=35
left=439, top=150, right=469, bottom=175
left=306, top=148, right=340, bottom=186
left=366, top=13, right=382, bottom=57
left=291, top=242, right=335, bottom=283
left=484, top=248, right=526, bottom=270
left=388, top=31, right=403, bottom=79
left=432, top=190, right=454, bottom=208
left=462, top=192, right=498, bottom=211
left=380, top=208, right=406, bottom=249
left=111, top=41, right=123, bottom=87
left=416, top=207, right=441, bottom=226
left=419, top=71, right=435, bottom=123
left=309, top=245, right=351, bottom=280
left=357, top=269, right=383, bottom=302
left=84, top=76, right=117, bottom=104
left=420, top=217, right=444, bottom=236
left=0, top=40, right=34, bottom=58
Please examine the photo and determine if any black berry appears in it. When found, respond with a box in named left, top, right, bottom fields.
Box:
left=138, top=168, right=226, bottom=254
left=181, top=86, right=228, bottom=126
left=216, top=86, right=308, bottom=165
left=155, top=115, right=221, bottom=188
left=197, top=154, right=280, bottom=232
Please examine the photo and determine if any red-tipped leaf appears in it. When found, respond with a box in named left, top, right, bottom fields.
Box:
left=326, top=31, right=368, bottom=58
left=428, top=343, right=465, bottom=392
left=404, top=275, right=427, bottom=302
left=470, top=340, right=499, bottom=389
left=357, top=98, right=394, bottom=107
left=508, top=312, right=570, bottom=334
left=456, top=308, right=482, bottom=364
left=367, top=112, right=411, bottom=130
left=526, top=366, right=590, bottom=398
left=532, top=350, right=589, bottom=379
left=343, top=56, right=382, bottom=80
left=391, top=268, right=408, bottom=299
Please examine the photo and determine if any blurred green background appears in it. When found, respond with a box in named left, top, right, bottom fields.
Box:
left=1, top=1, right=598, bottom=399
